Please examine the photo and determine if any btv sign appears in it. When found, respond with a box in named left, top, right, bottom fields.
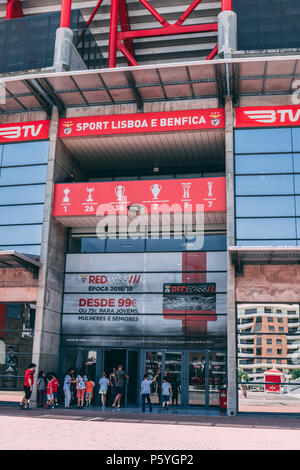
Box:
left=0, top=120, right=49, bottom=142
left=236, top=105, right=300, bottom=127
left=58, top=109, right=225, bottom=138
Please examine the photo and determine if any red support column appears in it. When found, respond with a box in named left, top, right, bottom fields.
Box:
left=221, top=0, right=232, bottom=11
left=6, top=0, right=24, bottom=20
left=60, top=0, right=72, bottom=28
left=119, top=0, right=135, bottom=63
left=108, top=0, right=119, bottom=68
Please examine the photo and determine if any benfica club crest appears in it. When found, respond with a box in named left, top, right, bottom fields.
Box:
left=209, top=112, right=222, bottom=127
left=62, top=121, right=74, bottom=135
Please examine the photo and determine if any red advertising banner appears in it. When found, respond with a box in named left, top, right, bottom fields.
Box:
left=236, top=105, right=300, bottom=128
left=58, top=109, right=225, bottom=138
left=0, top=120, right=49, bottom=142
left=53, top=177, right=226, bottom=216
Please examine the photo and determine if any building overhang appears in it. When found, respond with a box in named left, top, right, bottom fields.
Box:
left=0, top=54, right=300, bottom=117
left=229, top=246, right=300, bottom=277
left=0, top=251, right=41, bottom=279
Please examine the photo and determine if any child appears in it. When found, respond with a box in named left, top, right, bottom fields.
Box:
left=99, top=372, right=110, bottom=408
left=85, top=377, right=95, bottom=407
left=51, top=372, right=59, bottom=408
left=36, top=371, right=46, bottom=408
left=161, top=377, right=172, bottom=412
left=76, top=369, right=87, bottom=409
left=46, top=374, right=54, bottom=409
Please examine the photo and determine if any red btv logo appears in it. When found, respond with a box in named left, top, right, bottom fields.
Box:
left=0, top=120, right=49, bottom=142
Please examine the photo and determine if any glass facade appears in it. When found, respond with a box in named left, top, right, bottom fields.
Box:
left=0, top=141, right=49, bottom=255
left=0, top=303, right=36, bottom=401
left=0, top=11, right=104, bottom=74
left=233, top=0, right=300, bottom=51
left=237, top=303, right=300, bottom=413
left=235, top=127, right=300, bottom=246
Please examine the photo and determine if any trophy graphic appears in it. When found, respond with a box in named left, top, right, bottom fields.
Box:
left=181, top=182, right=192, bottom=199
left=63, top=188, right=70, bottom=203
left=150, top=184, right=162, bottom=200
left=86, top=187, right=94, bottom=202
left=115, top=185, right=126, bottom=202
left=208, top=181, right=213, bottom=197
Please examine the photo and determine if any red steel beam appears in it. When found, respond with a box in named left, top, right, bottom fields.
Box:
left=118, top=0, right=135, bottom=63
left=118, top=43, right=138, bottom=67
left=60, top=0, right=72, bottom=28
left=206, top=44, right=218, bottom=60
left=175, top=0, right=203, bottom=26
left=119, top=22, right=218, bottom=40
left=221, top=0, right=232, bottom=11
left=108, top=0, right=119, bottom=68
left=78, top=0, right=104, bottom=44
left=138, top=0, right=169, bottom=27
left=6, top=0, right=24, bottom=19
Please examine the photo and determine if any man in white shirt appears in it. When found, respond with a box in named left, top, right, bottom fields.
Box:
left=140, top=373, right=158, bottom=412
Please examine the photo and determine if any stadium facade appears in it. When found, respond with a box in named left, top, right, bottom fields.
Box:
left=0, top=0, right=299, bottom=415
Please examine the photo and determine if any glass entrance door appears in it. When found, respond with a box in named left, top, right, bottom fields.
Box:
left=187, top=350, right=227, bottom=408
left=144, top=351, right=183, bottom=406
left=188, top=352, right=206, bottom=406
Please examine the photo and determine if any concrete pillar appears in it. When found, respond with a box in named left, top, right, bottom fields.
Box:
left=218, top=10, right=237, bottom=59
left=32, top=107, right=67, bottom=402
left=53, top=27, right=74, bottom=72
left=225, top=95, right=237, bottom=416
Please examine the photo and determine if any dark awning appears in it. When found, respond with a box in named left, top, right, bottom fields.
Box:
left=229, top=246, right=300, bottom=276
left=0, top=251, right=41, bottom=278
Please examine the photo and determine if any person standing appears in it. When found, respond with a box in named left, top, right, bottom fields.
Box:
left=140, top=373, right=158, bottom=413
left=70, top=368, right=77, bottom=406
left=99, top=372, right=110, bottom=408
left=112, top=365, right=129, bottom=409
left=171, top=380, right=180, bottom=406
left=161, top=377, right=172, bottom=412
left=241, top=375, right=247, bottom=398
left=85, top=377, right=95, bottom=407
left=63, top=368, right=73, bottom=408
left=76, top=369, right=87, bottom=409
left=45, top=374, right=54, bottom=409
left=109, top=367, right=117, bottom=405
left=19, top=363, right=36, bottom=410
left=51, top=372, right=59, bottom=408
left=36, top=370, right=46, bottom=408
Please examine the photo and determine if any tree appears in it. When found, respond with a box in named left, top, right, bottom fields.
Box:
left=291, top=369, right=300, bottom=380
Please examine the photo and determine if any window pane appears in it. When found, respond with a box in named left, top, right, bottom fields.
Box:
left=293, top=175, right=300, bottom=194
left=0, top=165, right=47, bottom=186
left=106, top=238, right=145, bottom=253
left=236, top=196, right=295, bottom=217
left=235, top=129, right=292, bottom=154
left=2, top=141, right=49, bottom=166
left=81, top=238, right=105, bottom=253
left=0, top=224, right=43, bottom=245
left=235, top=175, right=294, bottom=195
left=292, top=154, right=300, bottom=172
left=0, top=204, right=44, bottom=225
left=235, top=154, right=293, bottom=174
left=0, top=184, right=45, bottom=205
left=236, top=218, right=296, bottom=240
left=292, top=128, right=300, bottom=152
left=146, top=237, right=185, bottom=252
left=237, top=302, right=300, bottom=413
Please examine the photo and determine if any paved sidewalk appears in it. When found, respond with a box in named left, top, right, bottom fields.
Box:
left=0, top=406, right=299, bottom=450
